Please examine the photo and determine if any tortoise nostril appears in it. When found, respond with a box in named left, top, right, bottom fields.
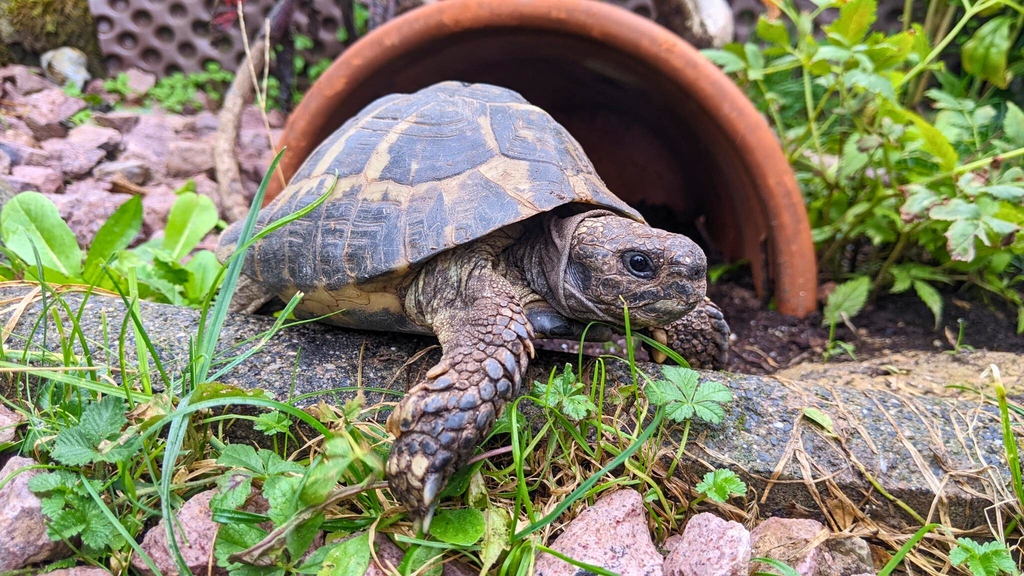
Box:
left=672, top=246, right=707, bottom=280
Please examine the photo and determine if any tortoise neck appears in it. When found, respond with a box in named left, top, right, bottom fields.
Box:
left=507, top=210, right=616, bottom=318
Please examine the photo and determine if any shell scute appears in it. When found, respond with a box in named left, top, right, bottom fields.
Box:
left=489, top=104, right=593, bottom=176
left=447, top=171, right=522, bottom=245
left=404, top=184, right=449, bottom=264
left=344, top=197, right=409, bottom=283
left=379, top=99, right=495, bottom=186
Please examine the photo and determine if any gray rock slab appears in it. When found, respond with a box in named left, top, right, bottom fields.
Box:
left=0, top=284, right=1014, bottom=531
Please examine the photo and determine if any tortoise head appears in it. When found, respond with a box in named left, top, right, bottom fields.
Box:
left=559, top=213, right=708, bottom=328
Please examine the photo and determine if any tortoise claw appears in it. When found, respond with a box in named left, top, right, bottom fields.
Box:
left=416, top=476, right=442, bottom=534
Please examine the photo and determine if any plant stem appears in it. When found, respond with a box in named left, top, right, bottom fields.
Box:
left=666, top=419, right=691, bottom=479
left=872, top=232, right=909, bottom=297
left=900, top=2, right=991, bottom=90
left=915, top=145, right=1024, bottom=185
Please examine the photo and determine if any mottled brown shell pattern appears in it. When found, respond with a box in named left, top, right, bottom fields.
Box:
left=219, top=81, right=640, bottom=328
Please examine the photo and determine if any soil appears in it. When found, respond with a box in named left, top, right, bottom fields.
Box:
left=709, top=275, right=1024, bottom=375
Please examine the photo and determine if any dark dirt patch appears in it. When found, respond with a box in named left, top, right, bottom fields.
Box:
left=709, top=276, right=1024, bottom=375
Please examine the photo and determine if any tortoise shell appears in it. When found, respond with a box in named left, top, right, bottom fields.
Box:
left=219, top=81, right=642, bottom=332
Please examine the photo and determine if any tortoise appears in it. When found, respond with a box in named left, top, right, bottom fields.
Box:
left=217, top=81, right=730, bottom=531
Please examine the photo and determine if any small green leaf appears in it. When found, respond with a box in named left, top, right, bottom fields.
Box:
left=184, top=250, right=222, bottom=303
left=318, top=533, right=371, bottom=576
left=300, top=437, right=353, bottom=507
left=400, top=545, right=443, bottom=576
left=479, top=507, right=510, bottom=575
left=980, top=185, right=1024, bottom=202
left=695, top=469, right=747, bottom=503
left=254, top=411, right=291, bottom=436
left=888, top=108, right=958, bottom=171
left=756, top=16, right=789, bottom=45
left=163, top=191, right=219, bottom=260
left=211, top=473, right=253, bottom=512
left=802, top=408, right=835, bottom=436
left=646, top=366, right=731, bottom=424
left=912, top=280, right=943, bottom=330
left=532, top=364, right=597, bottom=422
left=700, top=49, right=747, bottom=73
left=429, top=508, right=486, bottom=546
left=264, top=474, right=303, bottom=525
left=1, top=192, right=82, bottom=280
left=467, top=469, right=489, bottom=509
left=822, top=276, right=870, bottom=327
left=49, top=396, right=141, bottom=466
left=901, top=185, right=940, bottom=220
left=84, top=195, right=142, bottom=282
left=1005, top=102, right=1024, bottom=145
left=961, top=17, right=1012, bottom=89
left=948, top=537, right=1016, bottom=576
left=825, top=0, right=876, bottom=44
left=218, top=444, right=265, bottom=474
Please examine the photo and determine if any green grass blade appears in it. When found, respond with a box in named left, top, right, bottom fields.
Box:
left=996, top=382, right=1024, bottom=508
left=159, top=391, right=194, bottom=576
left=535, top=545, right=620, bottom=576
left=751, top=557, right=802, bottom=576
left=195, top=150, right=286, bottom=386
left=206, top=292, right=303, bottom=382
left=633, top=333, right=690, bottom=368
left=512, top=409, right=664, bottom=542
left=79, top=472, right=164, bottom=576
left=876, top=523, right=938, bottom=576
left=139, top=396, right=331, bottom=442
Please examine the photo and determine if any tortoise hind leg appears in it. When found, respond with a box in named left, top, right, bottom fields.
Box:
left=386, top=251, right=534, bottom=532
left=649, top=298, right=731, bottom=369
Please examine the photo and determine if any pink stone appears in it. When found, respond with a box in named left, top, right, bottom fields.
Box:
left=166, top=140, right=215, bottom=178
left=66, top=124, right=122, bottom=152
left=0, top=457, right=71, bottom=571
left=22, top=88, right=87, bottom=140
left=750, top=517, right=826, bottom=576
left=0, top=403, right=23, bottom=443
left=664, top=513, right=751, bottom=576
left=9, top=165, right=63, bottom=194
left=534, top=489, right=663, bottom=576
left=92, top=111, right=140, bottom=134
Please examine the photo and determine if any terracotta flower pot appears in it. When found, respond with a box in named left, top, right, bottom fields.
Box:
left=269, top=0, right=816, bottom=317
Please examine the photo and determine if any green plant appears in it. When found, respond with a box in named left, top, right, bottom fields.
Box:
left=533, top=363, right=598, bottom=421
left=645, top=365, right=731, bottom=477
left=102, top=72, right=132, bottom=99
left=147, top=62, right=234, bottom=113
left=693, top=468, right=747, bottom=504
left=703, top=0, right=1024, bottom=333
left=68, top=108, right=91, bottom=126
left=821, top=276, right=870, bottom=360
left=945, top=317, right=976, bottom=353
left=0, top=186, right=221, bottom=307
left=949, top=538, right=1018, bottom=576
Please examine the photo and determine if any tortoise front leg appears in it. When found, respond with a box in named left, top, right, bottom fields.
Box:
left=386, top=255, right=534, bottom=532
left=649, top=298, right=731, bottom=369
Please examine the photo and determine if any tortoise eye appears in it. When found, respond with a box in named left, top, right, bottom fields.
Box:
left=623, top=251, right=656, bottom=279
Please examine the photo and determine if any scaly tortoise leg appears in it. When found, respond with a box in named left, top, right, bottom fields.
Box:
left=386, top=259, right=534, bottom=533
left=649, top=297, right=730, bottom=369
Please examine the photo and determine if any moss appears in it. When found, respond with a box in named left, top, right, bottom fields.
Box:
left=3, top=0, right=104, bottom=75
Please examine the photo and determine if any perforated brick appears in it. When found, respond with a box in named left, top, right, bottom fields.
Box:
left=88, top=0, right=349, bottom=76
